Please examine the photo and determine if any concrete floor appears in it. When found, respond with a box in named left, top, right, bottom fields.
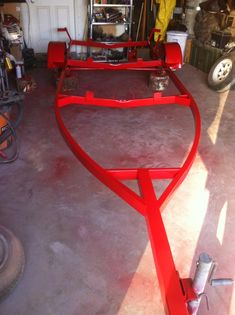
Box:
left=0, top=64, right=234, bottom=315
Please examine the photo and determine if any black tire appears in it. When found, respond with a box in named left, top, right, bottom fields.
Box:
left=208, top=52, right=235, bottom=92
left=0, top=225, right=25, bottom=300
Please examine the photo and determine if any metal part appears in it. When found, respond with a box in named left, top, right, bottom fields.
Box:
left=47, top=41, right=67, bottom=69
left=149, top=69, right=169, bottom=91
left=89, top=1, right=133, bottom=42
left=164, top=42, right=183, bottom=70
left=212, top=58, right=233, bottom=83
left=48, top=27, right=182, bottom=70
left=50, top=28, right=201, bottom=315
left=188, top=253, right=214, bottom=315
left=210, top=278, right=234, bottom=287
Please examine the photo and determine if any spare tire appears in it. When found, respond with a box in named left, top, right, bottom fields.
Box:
left=0, top=225, right=25, bottom=300
left=208, top=52, right=235, bottom=92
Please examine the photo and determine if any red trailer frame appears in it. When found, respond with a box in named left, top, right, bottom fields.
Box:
left=48, top=29, right=201, bottom=315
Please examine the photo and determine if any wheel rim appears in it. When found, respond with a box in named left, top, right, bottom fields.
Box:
left=212, top=58, right=233, bottom=83
left=0, top=234, right=9, bottom=271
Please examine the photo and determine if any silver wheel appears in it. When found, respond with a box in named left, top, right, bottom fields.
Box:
left=208, top=53, right=235, bottom=92
left=212, top=58, right=233, bottom=83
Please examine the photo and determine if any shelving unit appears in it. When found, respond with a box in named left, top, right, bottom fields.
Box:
left=89, top=0, right=133, bottom=61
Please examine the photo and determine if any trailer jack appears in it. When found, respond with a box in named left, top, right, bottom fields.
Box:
left=189, top=253, right=233, bottom=314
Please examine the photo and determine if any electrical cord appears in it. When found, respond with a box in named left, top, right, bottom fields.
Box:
left=12, top=101, right=24, bottom=129
left=0, top=98, right=24, bottom=128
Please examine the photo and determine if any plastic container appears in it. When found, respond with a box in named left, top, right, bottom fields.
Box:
left=166, top=31, right=188, bottom=58
left=15, top=64, right=22, bottom=79
left=186, top=0, right=206, bottom=8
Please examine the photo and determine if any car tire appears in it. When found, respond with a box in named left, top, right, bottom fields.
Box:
left=0, top=225, right=25, bottom=300
left=208, top=52, right=235, bottom=92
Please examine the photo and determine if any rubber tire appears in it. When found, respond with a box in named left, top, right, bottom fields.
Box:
left=0, top=225, right=25, bottom=300
left=208, top=52, right=235, bottom=93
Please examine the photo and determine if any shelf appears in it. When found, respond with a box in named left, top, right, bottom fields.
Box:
left=92, top=22, right=131, bottom=25
left=94, top=4, right=132, bottom=7
left=89, top=0, right=133, bottom=61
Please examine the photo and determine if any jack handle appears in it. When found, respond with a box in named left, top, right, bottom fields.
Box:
left=147, top=28, right=161, bottom=46
left=57, top=27, right=72, bottom=42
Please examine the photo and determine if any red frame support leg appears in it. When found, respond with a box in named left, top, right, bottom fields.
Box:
left=138, top=170, right=189, bottom=315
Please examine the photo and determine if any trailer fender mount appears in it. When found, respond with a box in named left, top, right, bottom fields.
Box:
left=47, top=41, right=67, bottom=69
left=164, top=42, right=183, bottom=70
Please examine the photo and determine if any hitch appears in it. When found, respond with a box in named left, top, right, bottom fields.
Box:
left=188, top=253, right=233, bottom=315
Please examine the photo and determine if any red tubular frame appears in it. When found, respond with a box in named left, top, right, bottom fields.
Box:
left=52, top=34, right=201, bottom=315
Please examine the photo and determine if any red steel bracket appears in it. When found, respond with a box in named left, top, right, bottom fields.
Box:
left=47, top=41, right=66, bottom=69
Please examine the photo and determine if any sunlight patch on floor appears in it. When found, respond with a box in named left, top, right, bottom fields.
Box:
left=216, top=200, right=228, bottom=246
left=207, top=90, right=229, bottom=145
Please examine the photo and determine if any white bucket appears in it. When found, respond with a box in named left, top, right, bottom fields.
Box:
left=186, top=0, right=207, bottom=8
left=166, top=31, right=188, bottom=58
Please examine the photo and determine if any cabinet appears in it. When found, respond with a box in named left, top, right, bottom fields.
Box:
left=89, top=0, right=133, bottom=61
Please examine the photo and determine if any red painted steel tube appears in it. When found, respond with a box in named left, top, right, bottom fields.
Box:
left=138, top=169, right=189, bottom=315
left=66, top=58, right=163, bottom=69
left=57, top=93, right=190, bottom=108
left=54, top=57, right=201, bottom=314
left=70, top=39, right=148, bottom=49
left=107, top=168, right=181, bottom=180
left=59, top=26, right=159, bottom=50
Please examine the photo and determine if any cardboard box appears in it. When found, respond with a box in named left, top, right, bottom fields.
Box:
left=10, top=44, right=23, bottom=62
left=184, top=38, right=193, bottom=64
left=231, top=27, right=235, bottom=37
left=230, top=10, right=235, bottom=28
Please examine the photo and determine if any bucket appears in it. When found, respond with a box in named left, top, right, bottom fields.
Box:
left=186, top=0, right=207, bottom=8
left=166, top=31, right=188, bottom=58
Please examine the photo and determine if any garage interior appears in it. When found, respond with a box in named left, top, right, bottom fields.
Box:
left=0, top=1, right=235, bottom=315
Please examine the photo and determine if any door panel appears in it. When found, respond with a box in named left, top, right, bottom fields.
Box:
left=55, top=6, right=71, bottom=41
left=21, top=1, right=75, bottom=53
left=36, top=6, right=52, bottom=50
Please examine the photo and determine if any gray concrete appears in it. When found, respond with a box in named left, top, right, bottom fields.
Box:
left=0, top=65, right=234, bottom=315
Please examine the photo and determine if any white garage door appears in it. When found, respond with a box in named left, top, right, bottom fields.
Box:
left=21, top=0, right=76, bottom=53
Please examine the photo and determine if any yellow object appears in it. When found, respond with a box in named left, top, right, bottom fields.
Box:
left=154, top=0, right=176, bottom=41
left=5, top=57, right=13, bottom=71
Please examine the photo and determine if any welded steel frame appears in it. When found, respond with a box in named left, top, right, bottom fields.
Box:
left=52, top=35, right=201, bottom=315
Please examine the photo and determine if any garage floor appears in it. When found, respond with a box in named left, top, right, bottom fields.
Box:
left=0, top=64, right=234, bottom=315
